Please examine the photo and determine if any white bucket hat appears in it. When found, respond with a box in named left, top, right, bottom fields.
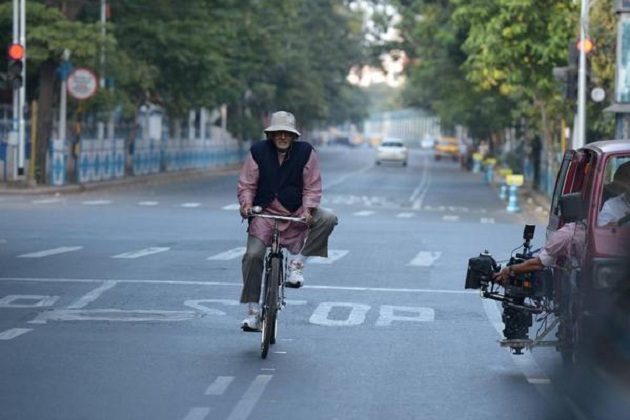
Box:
left=263, top=111, right=301, bottom=137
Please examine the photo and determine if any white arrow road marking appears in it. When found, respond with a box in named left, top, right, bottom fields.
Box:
left=354, top=210, right=375, bottom=216
left=19, top=246, right=83, bottom=258
left=138, top=201, right=159, bottom=206
left=111, top=247, right=170, bottom=259
left=397, top=212, right=414, bottom=218
left=0, top=328, right=33, bottom=340
left=181, top=203, right=201, bottom=208
left=442, top=215, right=460, bottom=222
left=408, top=251, right=442, bottom=267
left=207, top=247, right=246, bottom=260
left=308, top=250, right=349, bottom=264
left=222, top=203, right=241, bottom=210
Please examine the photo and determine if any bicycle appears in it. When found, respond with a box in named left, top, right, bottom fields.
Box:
left=247, top=206, right=306, bottom=359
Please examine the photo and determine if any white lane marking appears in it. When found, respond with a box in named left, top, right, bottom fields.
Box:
left=205, top=376, right=235, bottom=395
left=18, top=246, right=83, bottom=258
left=67, top=280, right=118, bottom=309
left=408, top=251, right=442, bottom=267
left=207, top=247, right=246, bottom=260
left=182, top=407, right=211, bottom=420
left=111, top=247, right=170, bottom=259
left=226, top=375, right=273, bottom=420
left=0, top=277, right=477, bottom=294
left=184, top=299, right=237, bottom=316
left=32, top=198, right=64, bottom=204
left=138, top=201, right=159, bottom=206
left=222, top=203, right=241, bottom=210
left=308, top=250, right=349, bottom=264
left=442, top=215, right=460, bottom=222
left=181, top=203, right=201, bottom=208
left=323, top=164, right=372, bottom=189
left=0, top=328, right=33, bottom=340
left=482, top=299, right=551, bottom=385
left=82, top=200, right=111, bottom=205
left=353, top=210, right=374, bottom=216
left=481, top=217, right=495, bottom=224
left=397, top=212, right=414, bottom=218
left=0, top=295, right=59, bottom=308
left=411, top=154, right=431, bottom=209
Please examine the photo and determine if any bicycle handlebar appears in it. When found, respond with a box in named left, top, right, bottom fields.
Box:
left=247, top=207, right=307, bottom=223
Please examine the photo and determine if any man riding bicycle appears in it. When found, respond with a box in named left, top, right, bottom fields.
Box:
left=237, top=111, right=338, bottom=331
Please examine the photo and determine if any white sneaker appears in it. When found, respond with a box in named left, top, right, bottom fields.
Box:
left=286, top=260, right=305, bottom=288
left=242, top=311, right=261, bottom=332
left=241, top=303, right=261, bottom=331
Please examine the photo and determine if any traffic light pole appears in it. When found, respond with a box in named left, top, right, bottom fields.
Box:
left=575, top=0, right=589, bottom=149
left=17, top=0, right=26, bottom=177
left=11, top=0, right=18, bottom=180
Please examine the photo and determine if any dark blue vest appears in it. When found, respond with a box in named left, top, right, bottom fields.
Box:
left=250, top=140, right=313, bottom=212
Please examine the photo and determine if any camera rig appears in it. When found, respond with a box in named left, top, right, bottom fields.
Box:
left=465, top=225, right=557, bottom=354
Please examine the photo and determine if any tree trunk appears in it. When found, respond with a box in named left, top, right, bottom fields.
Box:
left=34, top=0, right=85, bottom=184
left=35, top=59, right=56, bottom=184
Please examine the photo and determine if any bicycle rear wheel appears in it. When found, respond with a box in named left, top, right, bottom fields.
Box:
left=261, top=256, right=281, bottom=359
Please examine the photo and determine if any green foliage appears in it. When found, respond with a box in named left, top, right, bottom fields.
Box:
left=391, top=0, right=621, bottom=152
left=0, top=0, right=373, bottom=135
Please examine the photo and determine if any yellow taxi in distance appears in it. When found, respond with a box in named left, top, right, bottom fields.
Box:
left=434, top=137, right=459, bottom=161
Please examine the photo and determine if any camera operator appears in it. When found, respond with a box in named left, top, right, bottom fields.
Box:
left=493, top=193, right=585, bottom=284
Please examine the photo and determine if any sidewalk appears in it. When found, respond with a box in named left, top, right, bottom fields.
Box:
left=518, top=184, right=552, bottom=225
left=0, top=164, right=242, bottom=196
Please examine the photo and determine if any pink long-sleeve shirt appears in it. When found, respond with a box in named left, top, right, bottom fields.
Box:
left=237, top=144, right=322, bottom=254
left=538, top=222, right=584, bottom=268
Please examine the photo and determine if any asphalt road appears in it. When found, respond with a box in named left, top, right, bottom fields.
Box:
left=0, top=145, right=618, bottom=420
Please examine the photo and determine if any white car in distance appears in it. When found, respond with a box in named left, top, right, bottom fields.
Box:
left=375, top=138, right=408, bottom=166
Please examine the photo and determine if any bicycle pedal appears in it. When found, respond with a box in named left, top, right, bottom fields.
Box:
left=285, top=282, right=303, bottom=289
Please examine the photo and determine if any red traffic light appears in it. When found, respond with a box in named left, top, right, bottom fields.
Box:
left=7, top=43, right=24, bottom=60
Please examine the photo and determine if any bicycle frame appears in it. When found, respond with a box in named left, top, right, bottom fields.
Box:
left=248, top=210, right=305, bottom=358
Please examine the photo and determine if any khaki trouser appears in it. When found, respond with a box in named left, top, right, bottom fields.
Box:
left=240, top=208, right=338, bottom=303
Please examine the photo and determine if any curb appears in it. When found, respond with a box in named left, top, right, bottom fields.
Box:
left=0, top=164, right=242, bottom=196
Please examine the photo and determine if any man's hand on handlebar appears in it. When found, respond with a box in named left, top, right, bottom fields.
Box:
left=240, top=204, right=252, bottom=219
left=302, top=208, right=315, bottom=227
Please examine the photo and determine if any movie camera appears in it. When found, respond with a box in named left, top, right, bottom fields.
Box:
left=465, top=225, right=554, bottom=354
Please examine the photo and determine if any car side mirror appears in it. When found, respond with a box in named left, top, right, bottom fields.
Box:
left=558, top=192, right=586, bottom=222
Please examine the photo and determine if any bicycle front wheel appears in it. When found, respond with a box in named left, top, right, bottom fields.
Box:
left=261, top=256, right=281, bottom=359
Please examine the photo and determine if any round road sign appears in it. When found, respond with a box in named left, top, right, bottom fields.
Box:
left=67, top=67, right=98, bottom=100
left=590, top=87, right=605, bottom=103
